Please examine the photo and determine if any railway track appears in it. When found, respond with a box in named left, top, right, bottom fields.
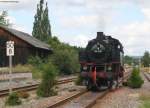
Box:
left=0, top=77, right=77, bottom=97
left=46, top=71, right=132, bottom=108
left=0, top=72, right=32, bottom=81
left=143, top=72, right=150, bottom=82
left=54, top=90, right=109, bottom=108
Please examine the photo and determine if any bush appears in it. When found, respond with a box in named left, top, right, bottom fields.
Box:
left=37, top=62, right=58, bottom=97
left=5, top=92, right=22, bottom=106
left=127, top=68, right=144, bottom=88
left=28, top=56, right=45, bottom=79
left=51, top=49, right=80, bottom=75
left=48, top=38, right=80, bottom=75
left=17, top=91, right=30, bottom=99
left=75, top=75, right=83, bottom=85
left=28, top=56, right=44, bottom=68
left=30, top=66, right=43, bottom=79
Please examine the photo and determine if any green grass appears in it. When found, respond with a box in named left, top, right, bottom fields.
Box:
left=31, top=67, right=42, bottom=79
left=139, top=93, right=150, bottom=108
left=0, top=64, right=32, bottom=73
left=0, top=64, right=43, bottom=79
left=140, top=100, right=150, bottom=108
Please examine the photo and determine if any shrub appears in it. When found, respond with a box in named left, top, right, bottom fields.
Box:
left=127, top=68, right=144, bottom=88
left=28, top=56, right=44, bottom=68
left=30, top=66, right=43, bottom=79
left=28, top=56, right=45, bottom=79
left=5, top=92, right=22, bottom=106
left=51, top=49, right=80, bottom=75
left=17, top=91, right=30, bottom=99
left=37, top=62, right=58, bottom=97
left=75, top=75, right=83, bottom=85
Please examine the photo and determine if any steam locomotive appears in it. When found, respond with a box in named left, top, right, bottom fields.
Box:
left=79, top=32, right=124, bottom=90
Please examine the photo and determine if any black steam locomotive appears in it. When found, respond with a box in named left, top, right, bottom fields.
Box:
left=79, top=32, right=124, bottom=90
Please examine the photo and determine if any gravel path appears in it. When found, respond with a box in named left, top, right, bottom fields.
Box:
left=0, top=81, right=85, bottom=108
left=0, top=75, right=76, bottom=91
left=92, top=72, right=150, bottom=108
left=0, top=73, right=32, bottom=81
left=0, top=79, right=39, bottom=91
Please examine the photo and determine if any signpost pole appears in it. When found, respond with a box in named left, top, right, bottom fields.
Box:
left=9, top=55, right=12, bottom=94
left=149, top=64, right=150, bottom=73
left=6, top=41, right=14, bottom=94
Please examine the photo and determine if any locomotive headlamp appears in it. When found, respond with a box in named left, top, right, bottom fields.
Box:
left=107, top=66, right=112, bottom=71
left=83, top=66, right=88, bottom=70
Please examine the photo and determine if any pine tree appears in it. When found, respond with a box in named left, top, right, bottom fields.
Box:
left=32, top=0, right=52, bottom=42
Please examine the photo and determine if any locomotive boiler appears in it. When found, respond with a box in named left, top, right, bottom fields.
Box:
left=79, top=32, right=124, bottom=90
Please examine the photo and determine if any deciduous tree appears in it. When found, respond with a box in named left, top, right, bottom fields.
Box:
left=0, top=11, right=10, bottom=26
left=32, top=0, right=52, bottom=42
left=142, top=51, right=150, bottom=67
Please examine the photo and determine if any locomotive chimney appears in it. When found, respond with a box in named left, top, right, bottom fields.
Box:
left=96, top=32, right=105, bottom=40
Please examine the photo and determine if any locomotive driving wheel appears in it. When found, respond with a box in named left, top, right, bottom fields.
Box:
left=86, top=79, right=93, bottom=90
left=108, top=80, right=113, bottom=89
left=86, top=79, right=101, bottom=91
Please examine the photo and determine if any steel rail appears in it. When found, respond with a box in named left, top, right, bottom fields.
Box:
left=143, top=72, right=150, bottom=82
left=47, top=71, right=131, bottom=108
left=0, top=77, right=77, bottom=97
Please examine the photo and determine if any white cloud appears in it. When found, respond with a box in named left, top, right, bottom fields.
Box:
left=13, top=24, right=30, bottom=33
left=109, top=19, right=150, bottom=56
left=61, top=15, right=99, bottom=28
left=6, top=16, right=16, bottom=24
left=70, top=34, right=90, bottom=47
left=1, top=0, right=150, bottom=56
left=0, top=0, right=38, bottom=11
left=56, top=33, right=90, bottom=48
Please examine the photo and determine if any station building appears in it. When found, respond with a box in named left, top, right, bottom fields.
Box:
left=0, top=26, right=52, bottom=67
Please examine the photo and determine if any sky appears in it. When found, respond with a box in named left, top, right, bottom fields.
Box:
left=0, top=0, right=150, bottom=56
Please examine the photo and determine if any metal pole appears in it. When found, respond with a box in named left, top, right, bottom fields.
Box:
left=9, top=56, right=12, bottom=94
left=139, top=58, right=141, bottom=70
left=149, top=64, right=150, bottom=73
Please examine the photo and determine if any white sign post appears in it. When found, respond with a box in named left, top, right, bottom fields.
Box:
left=149, top=64, right=150, bottom=73
left=6, top=41, right=14, bottom=94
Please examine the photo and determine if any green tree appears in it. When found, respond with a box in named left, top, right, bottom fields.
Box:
left=51, top=49, right=79, bottom=75
left=0, top=11, right=10, bottom=26
left=124, top=55, right=133, bottom=65
left=48, top=37, right=80, bottom=75
left=142, top=51, right=150, bottom=67
left=32, top=0, right=52, bottom=42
